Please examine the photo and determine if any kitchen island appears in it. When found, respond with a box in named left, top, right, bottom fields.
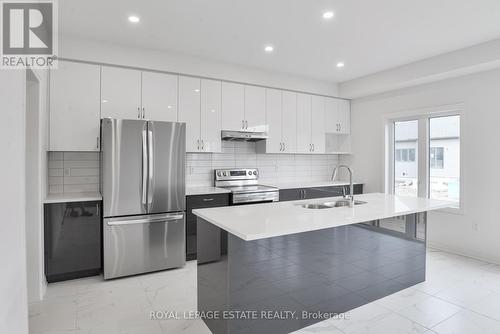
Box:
left=193, top=193, right=452, bottom=334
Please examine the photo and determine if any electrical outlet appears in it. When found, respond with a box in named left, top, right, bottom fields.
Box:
left=64, top=168, right=71, bottom=176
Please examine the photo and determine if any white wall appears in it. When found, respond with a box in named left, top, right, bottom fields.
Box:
left=343, top=68, right=500, bottom=264
left=59, top=37, right=338, bottom=97
left=340, top=38, right=500, bottom=98
left=0, top=71, right=29, bottom=333
left=25, top=69, right=49, bottom=303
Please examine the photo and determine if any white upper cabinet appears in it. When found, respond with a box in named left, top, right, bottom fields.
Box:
left=281, top=91, right=297, bottom=153
left=325, top=97, right=350, bottom=134
left=178, top=76, right=221, bottom=153
left=244, top=85, right=266, bottom=132
left=221, top=82, right=245, bottom=131
left=325, top=97, right=339, bottom=133
left=141, top=72, right=178, bottom=122
left=311, top=95, right=326, bottom=153
left=296, top=93, right=312, bottom=153
left=200, top=79, right=221, bottom=153
left=50, top=61, right=101, bottom=151
left=178, top=76, right=201, bottom=152
left=102, top=66, right=179, bottom=122
left=337, top=99, right=351, bottom=134
left=101, top=66, right=142, bottom=119
left=265, top=88, right=282, bottom=153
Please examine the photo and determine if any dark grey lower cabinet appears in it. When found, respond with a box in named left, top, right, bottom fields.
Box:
left=44, top=201, right=102, bottom=282
left=279, top=184, right=364, bottom=202
left=186, top=194, right=229, bottom=260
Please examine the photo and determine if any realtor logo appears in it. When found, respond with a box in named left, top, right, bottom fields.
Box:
left=1, top=0, right=57, bottom=68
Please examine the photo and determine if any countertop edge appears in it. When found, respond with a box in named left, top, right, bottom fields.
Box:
left=43, top=192, right=102, bottom=204
left=192, top=193, right=453, bottom=241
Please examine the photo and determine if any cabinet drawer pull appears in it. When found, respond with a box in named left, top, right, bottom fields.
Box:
left=203, top=198, right=214, bottom=202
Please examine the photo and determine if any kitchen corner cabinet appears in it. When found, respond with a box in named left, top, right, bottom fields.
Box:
left=49, top=61, right=101, bottom=151
left=101, top=66, right=178, bottom=121
left=179, top=76, right=221, bottom=152
left=260, top=89, right=297, bottom=153
left=44, top=201, right=102, bottom=282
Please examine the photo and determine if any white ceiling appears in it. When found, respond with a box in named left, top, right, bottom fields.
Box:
left=59, top=0, right=500, bottom=83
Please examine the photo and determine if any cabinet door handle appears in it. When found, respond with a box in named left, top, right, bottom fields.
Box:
left=201, top=139, right=204, bottom=150
left=245, top=120, right=248, bottom=129
left=96, top=137, right=99, bottom=149
left=137, top=107, right=141, bottom=118
left=283, top=142, right=285, bottom=151
left=312, top=144, right=315, bottom=152
left=197, top=139, right=200, bottom=150
left=242, top=120, right=245, bottom=129
left=142, top=107, right=145, bottom=119
left=96, top=203, right=100, bottom=217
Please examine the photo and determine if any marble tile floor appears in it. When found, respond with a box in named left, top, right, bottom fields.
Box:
left=29, top=249, right=500, bottom=334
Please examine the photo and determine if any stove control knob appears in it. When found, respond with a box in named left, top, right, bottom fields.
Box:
left=223, top=172, right=228, bottom=176
left=217, top=172, right=222, bottom=177
left=253, top=170, right=258, bottom=175
left=248, top=171, right=252, bottom=175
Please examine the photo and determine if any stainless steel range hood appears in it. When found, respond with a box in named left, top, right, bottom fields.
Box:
left=221, top=130, right=268, bottom=142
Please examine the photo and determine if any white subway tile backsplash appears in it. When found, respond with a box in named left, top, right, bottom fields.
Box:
left=48, top=152, right=100, bottom=194
left=185, top=142, right=340, bottom=187
left=49, top=145, right=340, bottom=191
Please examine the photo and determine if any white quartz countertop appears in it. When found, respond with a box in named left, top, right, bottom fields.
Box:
left=44, top=192, right=102, bottom=204
left=186, top=186, right=231, bottom=196
left=193, top=193, right=453, bottom=241
left=267, top=180, right=363, bottom=189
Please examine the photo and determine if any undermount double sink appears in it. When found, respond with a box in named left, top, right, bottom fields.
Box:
left=299, top=199, right=367, bottom=209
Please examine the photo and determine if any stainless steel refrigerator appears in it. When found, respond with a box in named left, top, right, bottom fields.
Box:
left=101, top=118, right=186, bottom=279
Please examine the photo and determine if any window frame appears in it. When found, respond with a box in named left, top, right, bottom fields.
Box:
left=383, top=104, right=464, bottom=214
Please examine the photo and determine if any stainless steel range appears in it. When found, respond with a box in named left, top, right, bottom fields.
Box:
left=214, top=168, right=279, bottom=204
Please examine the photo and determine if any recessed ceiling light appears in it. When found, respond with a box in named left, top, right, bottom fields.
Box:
left=128, top=15, right=140, bottom=23
left=323, top=11, right=334, bottom=19
left=264, top=45, right=274, bottom=53
left=336, top=62, right=345, bottom=68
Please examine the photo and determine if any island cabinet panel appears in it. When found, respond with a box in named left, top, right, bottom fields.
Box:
left=279, top=184, right=363, bottom=202
left=186, top=194, right=229, bottom=260
left=44, top=201, right=102, bottom=282
left=197, top=213, right=427, bottom=334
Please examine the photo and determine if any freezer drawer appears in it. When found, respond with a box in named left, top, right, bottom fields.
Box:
left=104, top=212, right=185, bottom=279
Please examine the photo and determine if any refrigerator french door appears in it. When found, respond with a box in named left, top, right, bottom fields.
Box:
left=101, top=119, right=186, bottom=279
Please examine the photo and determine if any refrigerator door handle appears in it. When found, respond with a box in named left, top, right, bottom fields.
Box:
left=147, top=124, right=154, bottom=207
left=141, top=128, right=148, bottom=207
left=106, top=214, right=184, bottom=226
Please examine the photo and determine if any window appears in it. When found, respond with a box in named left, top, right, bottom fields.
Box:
left=429, top=116, right=460, bottom=204
left=430, top=147, right=444, bottom=169
left=389, top=112, right=461, bottom=209
left=394, top=120, right=418, bottom=197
